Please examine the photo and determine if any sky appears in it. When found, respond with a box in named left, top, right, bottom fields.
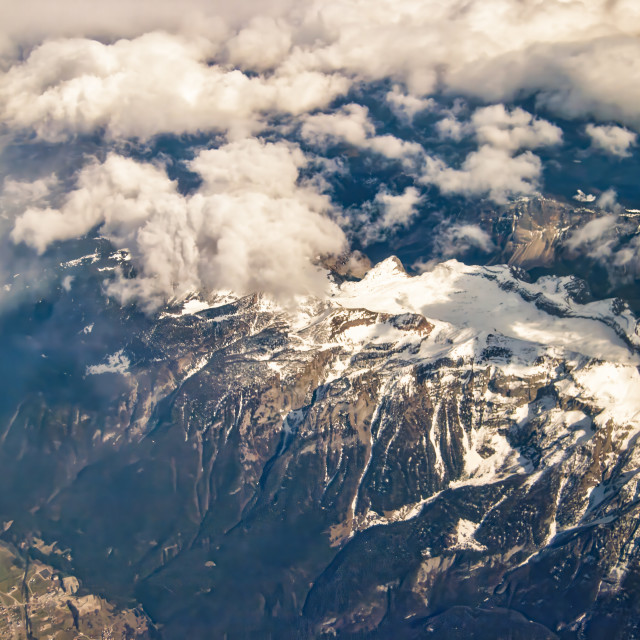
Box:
left=1, top=0, right=639, bottom=310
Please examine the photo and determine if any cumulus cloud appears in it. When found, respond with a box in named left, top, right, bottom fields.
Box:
left=421, top=146, right=542, bottom=204
left=300, top=104, right=373, bottom=148
left=0, top=32, right=348, bottom=141
left=573, top=189, right=596, bottom=204
left=1, top=0, right=639, bottom=134
left=300, top=104, right=424, bottom=166
left=415, top=221, right=495, bottom=272
left=225, top=16, right=293, bottom=72
left=564, top=208, right=640, bottom=284
left=471, top=105, right=563, bottom=151
left=1, top=175, right=60, bottom=214
left=586, top=124, right=637, bottom=157
left=596, top=188, right=623, bottom=214
left=358, top=187, right=423, bottom=245
left=436, top=116, right=472, bottom=142
left=386, top=85, right=434, bottom=123
left=426, top=105, right=562, bottom=203
left=447, top=35, right=640, bottom=131
left=565, top=214, right=619, bottom=259
left=11, top=139, right=347, bottom=309
left=437, top=105, right=562, bottom=150
left=0, top=0, right=299, bottom=55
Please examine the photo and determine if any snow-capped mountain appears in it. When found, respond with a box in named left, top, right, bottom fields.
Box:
left=3, top=246, right=639, bottom=638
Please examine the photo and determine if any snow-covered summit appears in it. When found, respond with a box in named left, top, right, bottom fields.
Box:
left=334, top=257, right=639, bottom=365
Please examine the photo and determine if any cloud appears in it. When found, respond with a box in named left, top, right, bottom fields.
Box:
left=586, top=124, right=637, bottom=157
left=375, top=188, right=422, bottom=229
left=426, top=105, right=562, bottom=203
left=415, top=222, right=495, bottom=271
left=596, top=188, right=623, bottom=213
left=0, top=32, right=348, bottom=141
left=573, top=189, right=596, bottom=203
left=358, top=187, right=423, bottom=245
left=437, top=223, right=495, bottom=257
left=300, top=104, right=373, bottom=148
left=225, top=16, right=293, bottom=72
left=300, top=104, right=424, bottom=166
left=565, top=214, right=619, bottom=259
left=10, top=139, right=347, bottom=309
left=0, top=0, right=640, bottom=132
left=564, top=197, right=640, bottom=285
left=437, top=105, right=562, bottom=149
left=421, top=146, right=542, bottom=204
left=447, top=35, right=640, bottom=131
left=386, top=85, right=434, bottom=123
left=2, top=0, right=640, bottom=311
left=0, top=0, right=299, bottom=55
left=436, top=116, right=472, bottom=142
left=471, top=105, right=563, bottom=151
left=1, top=174, right=60, bottom=213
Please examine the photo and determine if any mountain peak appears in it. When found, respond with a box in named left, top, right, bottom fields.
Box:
left=364, top=255, right=407, bottom=281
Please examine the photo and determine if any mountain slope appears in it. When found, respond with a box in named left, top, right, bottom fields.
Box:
left=1, top=251, right=640, bottom=638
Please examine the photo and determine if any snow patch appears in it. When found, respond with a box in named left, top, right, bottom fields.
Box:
left=450, top=519, right=486, bottom=552
left=86, top=350, right=130, bottom=376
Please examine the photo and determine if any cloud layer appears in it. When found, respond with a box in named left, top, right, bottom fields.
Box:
left=3, top=1, right=640, bottom=140
left=0, top=33, right=348, bottom=141
left=2, top=0, right=640, bottom=310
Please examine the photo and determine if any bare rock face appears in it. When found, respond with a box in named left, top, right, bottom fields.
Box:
left=487, top=197, right=593, bottom=270
left=1, top=252, right=640, bottom=639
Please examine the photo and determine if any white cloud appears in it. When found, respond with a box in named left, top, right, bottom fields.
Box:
left=471, top=104, right=563, bottom=151
left=415, top=222, right=495, bottom=271
left=564, top=207, right=640, bottom=284
left=0, top=174, right=60, bottom=214
left=225, top=16, right=292, bottom=72
left=2, top=0, right=640, bottom=309
left=586, top=124, right=637, bottom=157
left=435, top=105, right=563, bottom=151
left=436, top=116, right=472, bottom=142
left=573, top=189, right=596, bottom=203
left=0, top=0, right=638, bottom=151
left=442, top=223, right=494, bottom=254
left=0, top=32, right=348, bottom=141
left=359, top=186, right=423, bottom=245
left=0, top=0, right=639, bottom=134
left=386, top=85, right=434, bottom=122
left=300, top=104, right=373, bottom=148
left=11, top=139, right=347, bottom=309
left=421, top=146, right=542, bottom=204
left=565, top=214, right=619, bottom=259
left=300, top=104, right=424, bottom=166
left=427, top=105, right=561, bottom=203
left=375, top=187, right=422, bottom=229
left=596, top=188, right=622, bottom=213
left=447, top=35, right=640, bottom=131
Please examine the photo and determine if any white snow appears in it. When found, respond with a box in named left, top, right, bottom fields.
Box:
left=182, top=355, right=209, bottom=381
left=61, top=252, right=99, bottom=268
left=180, top=299, right=214, bottom=315
left=160, top=292, right=237, bottom=318
left=450, top=519, right=486, bottom=551
left=574, top=362, right=640, bottom=440
left=85, top=350, right=130, bottom=376
left=334, top=257, right=638, bottom=365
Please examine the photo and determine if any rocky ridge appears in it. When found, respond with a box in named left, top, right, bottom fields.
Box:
left=1, top=250, right=640, bottom=638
